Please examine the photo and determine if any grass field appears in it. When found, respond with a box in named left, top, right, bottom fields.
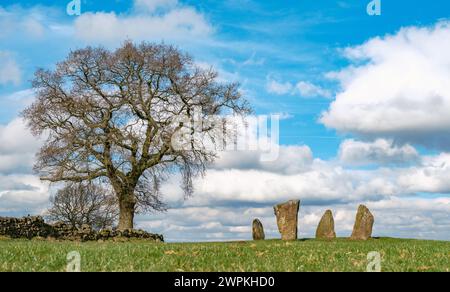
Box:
left=0, top=237, right=449, bottom=272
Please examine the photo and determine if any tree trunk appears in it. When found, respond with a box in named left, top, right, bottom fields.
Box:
left=118, top=196, right=136, bottom=230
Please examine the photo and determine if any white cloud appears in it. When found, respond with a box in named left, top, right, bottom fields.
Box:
left=0, top=51, right=21, bottom=86
left=184, top=168, right=364, bottom=205
left=296, top=81, right=332, bottom=98
left=339, top=139, right=420, bottom=166
left=0, top=153, right=35, bottom=174
left=0, top=6, right=52, bottom=40
left=0, top=118, right=43, bottom=174
left=0, top=89, right=36, bottom=114
left=266, top=78, right=331, bottom=98
left=74, top=4, right=213, bottom=44
left=154, top=146, right=450, bottom=242
left=0, top=174, right=50, bottom=216
left=0, top=2, right=213, bottom=46
left=397, top=153, right=450, bottom=194
left=361, top=197, right=450, bottom=240
left=212, top=145, right=313, bottom=174
left=0, top=119, right=48, bottom=215
left=174, top=165, right=392, bottom=208
left=266, top=79, right=293, bottom=95
left=321, top=21, right=450, bottom=149
left=0, top=118, right=41, bottom=156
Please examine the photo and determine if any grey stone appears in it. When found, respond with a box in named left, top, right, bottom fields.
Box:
left=274, top=200, right=300, bottom=241
left=350, top=205, right=374, bottom=240
left=252, top=219, right=265, bottom=240
left=315, top=210, right=336, bottom=239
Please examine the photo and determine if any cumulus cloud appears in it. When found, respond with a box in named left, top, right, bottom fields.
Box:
left=212, top=145, right=313, bottom=174
left=339, top=139, right=420, bottom=166
left=0, top=51, right=21, bottom=86
left=0, top=119, right=48, bottom=215
left=266, top=79, right=331, bottom=98
left=179, top=168, right=370, bottom=206
left=74, top=1, right=213, bottom=44
left=161, top=147, right=450, bottom=208
left=136, top=206, right=277, bottom=242
left=321, top=21, right=450, bottom=149
left=0, top=118, right=43, bottom=174
left=0, top=175, right=50, bottom=216
left=397, top=153, right=450, bottom=194
left=162, top=164, right=393, bottom=209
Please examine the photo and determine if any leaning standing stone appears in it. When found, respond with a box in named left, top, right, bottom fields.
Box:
left=316, top=210, right=336, bottom=239
left=273, top=200, right=300, bottom=241
left=252, top=219, right=265, bottom=240
left=350, top=205, right=374, bottom=240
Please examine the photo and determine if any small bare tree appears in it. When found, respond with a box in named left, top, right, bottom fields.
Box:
left=23, top=41, right=249, bottom=229
left=47, top=183, right=119, bottom=230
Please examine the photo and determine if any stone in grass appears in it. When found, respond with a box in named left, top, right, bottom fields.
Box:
left=273, top=200, right=300, bottom=241
left=315, top=210, right=336, bottom=239
left=252, top=219, right=265, bottom=240
left=350, top=205, right=374, bottom=240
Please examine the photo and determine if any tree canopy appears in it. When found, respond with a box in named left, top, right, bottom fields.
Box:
left=23, top=41, right=250, bottom=229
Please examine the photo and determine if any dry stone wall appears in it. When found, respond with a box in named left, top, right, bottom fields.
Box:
left=0, top=216, right=55, bottom=239
left=0, top=216, right=163, bottom=242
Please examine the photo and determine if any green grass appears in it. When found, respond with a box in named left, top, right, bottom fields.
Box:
left=0, top=237, right=449, bottom=272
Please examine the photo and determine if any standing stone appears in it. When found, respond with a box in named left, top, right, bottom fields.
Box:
left=315, top=210, right=336, bottom=239
left=350, top=205, right=374, bottom=240
left=273, top=200, right=300, bottom=241
left=252, top=219, right=265, bottom=240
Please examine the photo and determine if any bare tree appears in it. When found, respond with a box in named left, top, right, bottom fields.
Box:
left=23, top=41, right=250, bottom=230
left=47, top=183, right=119, bottom=230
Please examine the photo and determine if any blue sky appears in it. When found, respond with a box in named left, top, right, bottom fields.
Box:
left=1, top=0, right=449, bottom=157
left=1, top=0, right=450, bottom=241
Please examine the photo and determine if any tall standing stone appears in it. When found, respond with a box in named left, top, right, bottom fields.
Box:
left=252, top=219, right=265, bottom=240
left=315, top=210, right=336, bottom=239
left=350, top=205, right=374, bottom=240
left=273, top=200, right=300, bottom=241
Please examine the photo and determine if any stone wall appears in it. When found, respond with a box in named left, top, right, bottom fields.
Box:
left=0, top=216, right=55, bottom=239
left=0, top=216, right=163, bottom=242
